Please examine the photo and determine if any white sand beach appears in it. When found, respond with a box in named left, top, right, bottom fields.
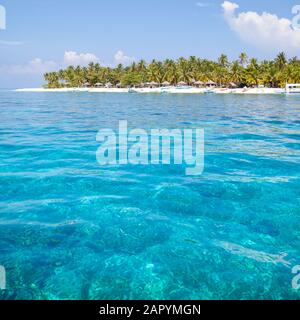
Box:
left=227, top=88, right=284, bottom=95
left=14, top=87, right=286, bottom=95
left=15, top=88, right=89, bottom=92
left=89, top=88, right=129, bottom=93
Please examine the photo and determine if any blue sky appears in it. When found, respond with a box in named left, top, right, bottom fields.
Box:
left=0, top=0, right=299, bottom=88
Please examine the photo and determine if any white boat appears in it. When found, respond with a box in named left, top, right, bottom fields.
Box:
left=129, top=87, right=163, bottom=93
left=285, top=83, right=300, bottom=94
left=162, top=86, right=205, bottom=94
left=213, top=88, right=234, bottom=94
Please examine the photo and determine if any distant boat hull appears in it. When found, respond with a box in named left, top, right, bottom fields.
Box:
left=162, top=87, right=205, bottom=94
left=286, top=89, right=300, bottom=94
left=129, top=88, right=162, bottom=93
left=285, top=84, right=300, bottom=94
left=89, top=88, right=128, bottom=93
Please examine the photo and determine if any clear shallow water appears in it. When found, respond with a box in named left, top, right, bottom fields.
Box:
left=0, top=91, right=300, bottom=300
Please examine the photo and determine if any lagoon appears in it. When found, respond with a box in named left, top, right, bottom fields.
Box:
left=0, top=91, right=300, bottom=299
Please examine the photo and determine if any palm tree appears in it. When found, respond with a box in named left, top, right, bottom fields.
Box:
left=230, top=60, right=244, bottom=85
left=177, top=57, right=192, bottom=84
left=164, top=59, right=179, bottom=85
left=215, top=54, right=229, bottom=86
left=44, top=72, right=60, bottom=88
left=275, top=52, right=287, bottom=71
left=239, top=52, right=248, bottom=67
left=260, top=61, right=280, bottom=87
left=246, top=58, right=261, bottom=87
left=218, top=54, right=229, bottom=68
left=148, top=60, right=164, bottom=84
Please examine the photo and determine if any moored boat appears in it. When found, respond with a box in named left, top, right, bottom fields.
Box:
left=285, top=83, right=300, bottom=94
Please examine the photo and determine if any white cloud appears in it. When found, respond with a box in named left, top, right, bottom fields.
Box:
left=0, top=51, right=100, bottom=76
left=114, top=50, right=135, bottom=66
left=0, top=58, right=57, bottom=75
left=222, top=1, right=300, bottom=54
left=0, top=50, right=135, bottom=77
left=222, top=1, right=238, bottom=12
left=63, top=51, right=100, bottom=66
left=196, top=2, right=210, bottom=8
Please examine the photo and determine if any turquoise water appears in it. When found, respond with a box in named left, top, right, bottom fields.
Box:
left=0, top=91, right=300, bottom=300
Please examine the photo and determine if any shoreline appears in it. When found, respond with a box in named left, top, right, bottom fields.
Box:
left=14, top=87, right=287, bottom=95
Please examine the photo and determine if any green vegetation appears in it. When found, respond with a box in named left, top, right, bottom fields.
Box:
left=44, top=52, right=300, bottom=88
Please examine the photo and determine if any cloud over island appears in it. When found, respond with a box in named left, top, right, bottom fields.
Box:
left=222, top=1, right=300, bottom=54
left=0, top=50, right=136, bottom=76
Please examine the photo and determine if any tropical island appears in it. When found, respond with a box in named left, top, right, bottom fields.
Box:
left=43, top=52, right=300, bottom=90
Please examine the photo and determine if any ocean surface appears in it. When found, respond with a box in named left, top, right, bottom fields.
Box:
left=0, top=91, right=300, bottom=300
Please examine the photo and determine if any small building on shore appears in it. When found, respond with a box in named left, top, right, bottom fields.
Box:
left=148, top=81, right=159, bottom=88
left=206, top=80, right=216, bottom=87
left=177, top=81, right=188, bottom=87
left=194, top=81, right=204, bottom=88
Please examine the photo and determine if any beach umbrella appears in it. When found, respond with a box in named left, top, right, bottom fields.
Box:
left=83, top=82, right=90, bottom=87
left=105, top=82, right=113, bottom=88
left=95, top=82, right=103, bottom=87
left=116, top=82, right=122, bottom=88
left=177, top=81, right=187, bottom=86
left=150, top=81, right=159, bottom=87
left=162, top=81, right=170, bottom=86
left=229, top=82, right=237, bottom=87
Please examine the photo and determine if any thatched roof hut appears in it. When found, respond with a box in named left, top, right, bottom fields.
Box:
left=206, top=80, right=216, bottom=87
left=194, top=80, right=204, bottom=87
left=149, top=81, right=159, bottom=87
